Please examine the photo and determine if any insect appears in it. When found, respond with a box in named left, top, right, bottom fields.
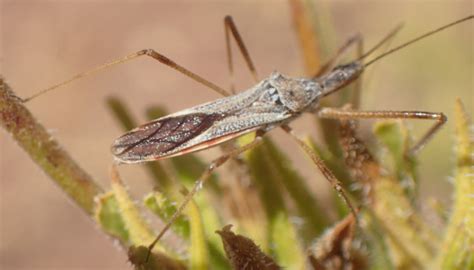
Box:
left=22, top=14, right=473, bottom=257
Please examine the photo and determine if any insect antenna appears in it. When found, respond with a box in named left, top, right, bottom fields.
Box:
left=364, top=15, right=473, bottom=67
left=357, top=23, right=404, bottom=61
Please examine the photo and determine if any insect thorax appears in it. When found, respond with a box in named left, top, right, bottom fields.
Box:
left=268, top=71, right=323, bottom=113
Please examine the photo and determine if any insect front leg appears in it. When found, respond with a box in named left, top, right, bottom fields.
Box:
left=318, top=107, right=447, bottom=155
left=280, top=124, right=359, bottom=219
left=224, top=15, right=259, bottom=93
left=222, top=16, right=261, bottom=176
left=146, top=130, right=266, bottom=258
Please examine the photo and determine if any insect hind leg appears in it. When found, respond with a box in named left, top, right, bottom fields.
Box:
left=280, top=124, right=359, bottom=219
left=318, top=107, right=447, bottom=155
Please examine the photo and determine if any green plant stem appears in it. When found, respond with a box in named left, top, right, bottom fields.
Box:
left=0, top=78, right=103, bottom=215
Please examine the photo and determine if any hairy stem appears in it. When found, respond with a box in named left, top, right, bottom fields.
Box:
left=0, top=77, right=103, bottom=215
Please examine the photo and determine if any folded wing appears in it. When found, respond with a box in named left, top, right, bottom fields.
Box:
left=112, top=113, right=225, bottom=163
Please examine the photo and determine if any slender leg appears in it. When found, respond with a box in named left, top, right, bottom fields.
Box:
left=146, top=130, right=265, bottom=258
left=318, top=107, right=447, bottom=155
left=352, top=35, right=364, bottom=109
left=23, top=49, right=230, bottom=102
left=224, top=15, right=259, bottom=93
left=280, top=124, right=358, bottom=218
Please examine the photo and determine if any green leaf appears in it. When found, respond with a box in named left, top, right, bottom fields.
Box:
left=374, top=121, right=418, bottom=200
left=109, top=168, right=165, bottom=252
left=362, top=212, right=395, bottom=270
left=372, top=176, right=437, bottom=269
left=438, top=99, right=474, bottom=269
left=263, top=138, right=328, bottom=236
left=270, top=212, right=305, bottom=269
left=95, top=192, right=130, bottom=243
left=247, top=138, right=328, bottom=242
left=144, top=192, right=190, bottom=239
left=186, top=197, right=209, bottom=270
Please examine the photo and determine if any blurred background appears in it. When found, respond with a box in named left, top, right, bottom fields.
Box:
left=1, top=0, right=472, bottom=269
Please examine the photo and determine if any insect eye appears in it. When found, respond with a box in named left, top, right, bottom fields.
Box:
left=303, top=81, right=318, bottom=92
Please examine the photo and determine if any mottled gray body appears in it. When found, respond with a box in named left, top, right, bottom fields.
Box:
left=112, top=63, right=362, bottom=163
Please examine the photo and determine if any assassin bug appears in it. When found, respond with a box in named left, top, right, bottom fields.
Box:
left=21, top=14, right=473, bottom=256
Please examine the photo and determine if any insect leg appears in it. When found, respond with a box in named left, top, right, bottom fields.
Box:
left=224, top=15, right=259, bottom=93
left=318, top=108, right=447, bottom=155
left=23, top=49, right=230, bottom=102
left=280, top=124, right=359, bottom=218
left=146, top=130, right=265, bottom=257
left=351, top=35, right=364, bottom=109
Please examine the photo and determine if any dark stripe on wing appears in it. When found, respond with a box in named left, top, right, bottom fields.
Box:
left=111, top=113, right=225, bottom=162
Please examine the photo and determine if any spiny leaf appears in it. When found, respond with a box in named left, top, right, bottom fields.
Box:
left=246, top=135, right=328, bottom=266
left=270, top=212, right=305, bottom=269
left=336, top=119, right=394, bottom=268
left=362, top=213, right=395, bottom=270
left=308, top=214, right=367, bottom=270
left=217, top=225, right=281, bottom=270
left=95, top=192, right=130, bottom=244
left=144, top=192, right=228, bottom=269
left=185, top=193, right=209, bottom=270
left=372, top=177, right=437, bottom=269
left=437, top=99, right=474, bottom=269
left=248, top=137, right=328, bottom=241
left=109, top=167, right=164, bottom=252
left=373, top=121, right=418, bottom=196
left=263, top=138, right=328, bottom=236
left=339, top=118, right=437, bottom=268
left=246, top=139, right=286, bottom=251
left=192, top=193, right=229, bottom=270
left=144, top=192, right=190, bottom=239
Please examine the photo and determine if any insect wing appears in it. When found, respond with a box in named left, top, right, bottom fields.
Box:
left=112, top=113, right=226, bottom=163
